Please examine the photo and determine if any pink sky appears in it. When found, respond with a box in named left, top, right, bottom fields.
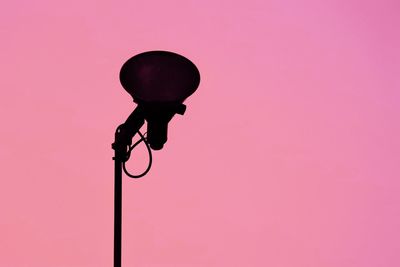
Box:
left=1, top=0, right=399, bottom=266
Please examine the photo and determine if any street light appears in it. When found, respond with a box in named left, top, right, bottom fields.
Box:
left=111, top=51, right=200, bottom=267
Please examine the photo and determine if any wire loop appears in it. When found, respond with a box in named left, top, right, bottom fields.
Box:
left=122, top=131, right=152, bottom=178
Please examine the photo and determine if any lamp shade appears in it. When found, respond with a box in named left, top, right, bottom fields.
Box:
left=119, top=51, right=200, bottom=104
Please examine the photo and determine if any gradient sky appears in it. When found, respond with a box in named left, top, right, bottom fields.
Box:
left=1, top=0, right=399, bottom=266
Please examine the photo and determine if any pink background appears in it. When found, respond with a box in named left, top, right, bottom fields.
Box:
left=1, top=0, right=399, bottom=266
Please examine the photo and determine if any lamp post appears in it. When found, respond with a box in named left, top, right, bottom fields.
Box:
left=111, top=51, right=200, bottom=267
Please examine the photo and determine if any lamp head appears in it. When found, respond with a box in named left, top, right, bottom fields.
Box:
left=119, top=51, right=200, bottom=150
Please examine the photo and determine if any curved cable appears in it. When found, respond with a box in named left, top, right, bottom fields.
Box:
left=122, top=131, right=153, bottom=178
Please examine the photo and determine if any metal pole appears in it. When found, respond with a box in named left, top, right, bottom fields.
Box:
left=114, top=156, right=122, bottom=267
left=112, top=107, right=145, bottom=267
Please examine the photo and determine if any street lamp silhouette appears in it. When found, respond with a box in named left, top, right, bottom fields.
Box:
left=112, top=51, right=200, bottom=267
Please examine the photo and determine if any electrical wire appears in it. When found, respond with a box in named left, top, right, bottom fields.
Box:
left=122, top=131, right=153, bottom=178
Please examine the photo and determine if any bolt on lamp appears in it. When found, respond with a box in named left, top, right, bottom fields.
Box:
left=111, top=51, right=200, bottom=267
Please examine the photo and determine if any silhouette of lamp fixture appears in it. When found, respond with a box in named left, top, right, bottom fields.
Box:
left=112, top=51, right=200, bottom=267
